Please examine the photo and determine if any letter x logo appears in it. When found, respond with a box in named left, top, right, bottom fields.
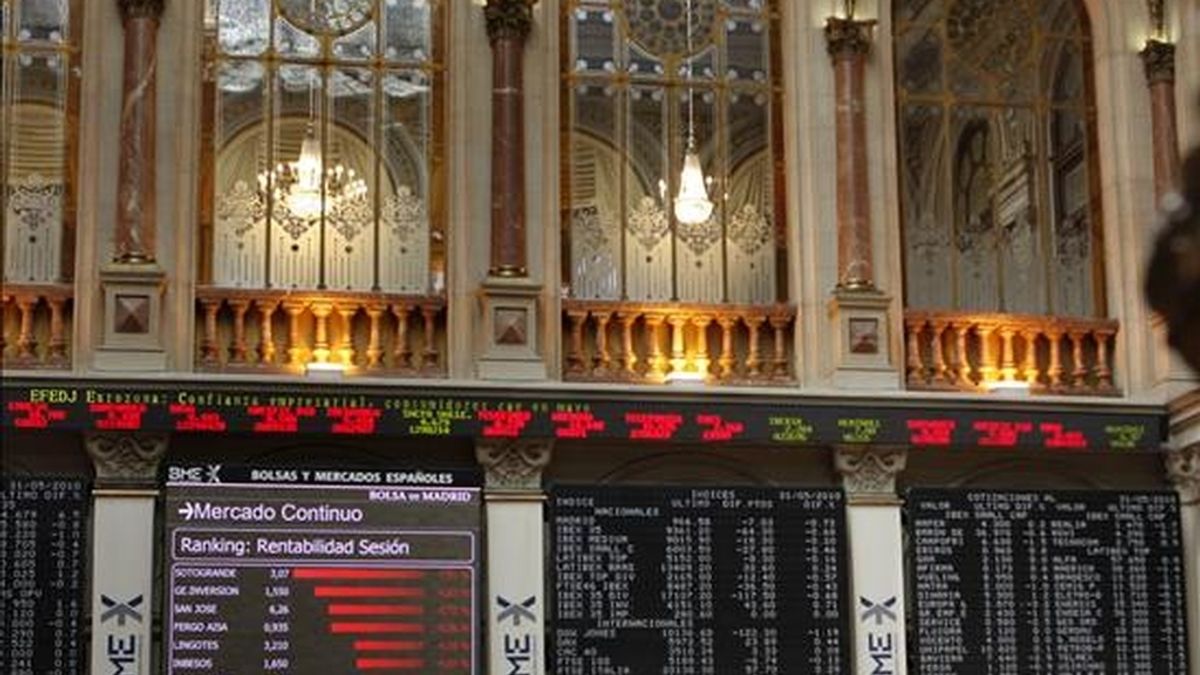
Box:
left=497, top=595, right=537, bottom=626
left=859, top=596, right=897, bottom=625
left=100, top=595, right=144, bottom=626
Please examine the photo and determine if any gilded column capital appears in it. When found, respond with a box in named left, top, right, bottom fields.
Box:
left=1140, top=39, right=1176, bottom=85
left=117, top=0, right=166, bottom=21
left=475, top=439, right=552, bottom=493
left=485, top=0, right=535, bottom=46
left=824, top=17, right=875, bottom=60
left=84, top=433, right=168, bottom=488
left=1166, top=444, right=1200, bottom=505
left=834, top=447, right=906, bottom=502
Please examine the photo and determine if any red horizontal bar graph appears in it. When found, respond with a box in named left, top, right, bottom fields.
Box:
left=330, top=604, right=424, bottom=616
left=353, top=640, right=424, bottom=651
left=356, top=658, right=425, bottom=670
left=331, top=622, right=425, bottom=634
left=294, top=568, right=427, bottom=580
left=315, top=586, right=425, bottom=598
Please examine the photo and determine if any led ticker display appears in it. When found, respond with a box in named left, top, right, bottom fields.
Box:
left=2, top=381, right=1165, bottom=452
left=165, top=466, right=480, bottom=675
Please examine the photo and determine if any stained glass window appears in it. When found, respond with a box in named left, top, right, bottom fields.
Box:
left=201, top=0, right=444, bottom=294
left=562, top=0, right=785, bottom=305
left=895, top=0, right=1103, bottom=316
left=1, top=0, right=80, bottom=284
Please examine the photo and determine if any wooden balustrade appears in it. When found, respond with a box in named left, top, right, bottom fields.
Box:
left=195, top=287, right=446, bottom=376
left=562, top=300, right=796, bottom=384
left=903, top=310, right=1119, bottom=396
left=0, top=284, right=73, bottom=369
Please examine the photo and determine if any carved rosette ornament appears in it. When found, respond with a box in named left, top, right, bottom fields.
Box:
left=824, top=17, right=874, bottom=60
left=84, top=433, right=168, bottom=488
left=475, top=439, right=552, bottom=492
left=117, top=0, right=166, bottom=21
left=834, top=447, right=907, bottom=499
left=1140, top=39, right=1176, bottom=85
left=1166, top=444, right=1200, bottom=505
left=485, top=0, right=535, bottom=46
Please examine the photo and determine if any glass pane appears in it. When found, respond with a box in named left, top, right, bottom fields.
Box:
left=1040, top=0, right=1080, bottom=36
left=213, top=61, right=268, bottom=288
left=569, top=84, right=620, bottom=299
left=3, top=0, right=11, bottom=39
left=18, top=0, right=66, bottom=43
left=275, top=17, right=319, bottom=59
left=383, top=0, right=430, bottom=62
left=218, top=0, right=269, bottom=56
left=382, top=71, right=429, bottom=195
left=333, top=20, right=376, bottom=61
left=381, top=69, right=430, bottom=294
left=572, top=8, right=616, bottom=73
left=725, top=18, right=765, bottom=82
left=215, top=61, right=266, bottom=150
left=326, top=67, right=374, bottom=291
left=627, top=42, right=663, bottom=79
left=900, top=104, right=951, bottom=310
left=628, top=86, right=666, bottom=208
left=1045, top=39, right=1082, bottom=104
left=897, top=25, right=942, bottom=95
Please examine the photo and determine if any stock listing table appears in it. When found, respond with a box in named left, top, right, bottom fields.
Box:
left=0, top=476, right=87, bottom=674
left=165, top=466, right=480, bottom=674
left=551, top=486, right=848, bottom=674
left=909, top=489, right=1190, bottom=675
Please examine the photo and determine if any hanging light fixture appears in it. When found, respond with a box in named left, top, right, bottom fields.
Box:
left=673, top=0, right=714, bottom=226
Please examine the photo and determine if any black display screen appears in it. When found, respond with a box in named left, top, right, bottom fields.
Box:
left=551, top=486, right=850, bottom=674
left=908, top=489, right=1191, bottom=674
left=0, top=476, right=88, bottom=674
left=164, top=465, right=481, bottom=674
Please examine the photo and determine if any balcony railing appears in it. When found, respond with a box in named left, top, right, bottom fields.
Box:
left=903, top=310, right=1119, bottom=396
left=195, top=287, right=446, bottom=376
left=562, top=300, right=796, bottom=385
left=0, top=284, right=73, bottom=370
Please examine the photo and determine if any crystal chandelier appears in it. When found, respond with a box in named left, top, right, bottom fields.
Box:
left=673, top=0, right=714, bottom=226
left=257, top=123, right=368, bottom=233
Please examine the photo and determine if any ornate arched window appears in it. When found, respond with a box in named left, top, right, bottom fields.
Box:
left=895, top=0, right=1103, bottom=317
left=2, top=0, right=80, bottom=284
left=200, top=0, right=444, bottom=294
left=562, top=0, right=785, bottom=305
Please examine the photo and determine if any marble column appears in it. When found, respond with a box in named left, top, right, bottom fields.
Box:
left=84, top=433, right=167, bottom=675
left=114, top=0, right=165, bottom=264
left=834, top=447, right=909, bottom=675
left=476, top=439, right=552, bottom=675
left=1166, top=445, right=1200, bottom=675
left=825, top=17, right=875, bottom=291
left=486, top=0, right=534, bottom=278
left=1141, top=39, right=1180, bottom=203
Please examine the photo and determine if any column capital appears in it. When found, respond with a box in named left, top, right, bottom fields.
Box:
left=485, top=0, right=535, bottom=46
left=84, top=432, right=167, bottom=488
left=1167, top=444, right=1200, bottom=505
left=1140, top=39, right=1176, bottom=85
left=834, top=447, right=906, bottom=501
left=824, top=17, right=875, bottom=60
left=117, top=0, right=165, bottom=21
left=476, top=439, right=552, bottom=492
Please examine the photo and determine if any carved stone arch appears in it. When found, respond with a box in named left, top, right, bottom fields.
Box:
left=598, top=452, right=769, bottom=485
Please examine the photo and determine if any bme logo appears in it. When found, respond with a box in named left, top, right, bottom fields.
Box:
left=100, top=594, right=144, bottom=675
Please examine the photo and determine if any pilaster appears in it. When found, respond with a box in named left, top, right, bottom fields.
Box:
left=476, top=439, right=552, bottom=675
left=1140, top=38, right=1180, bottom=202
left=84, top=432, right=166, bottom=675
left=834, top=446, right=908, bottom=675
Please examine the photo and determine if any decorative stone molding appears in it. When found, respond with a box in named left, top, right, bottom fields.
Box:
left=1140, top=39, right=1176, bottom=84
left=1167, top=445, right=1200, bottom=505
left=117, top=0, right=166, bottom=21
left=84, top=433, right=167, bottom=488
left=475, top=439, right=552, bottom=492
left=485, top=0, right=535, bottom=45
left=834, top=447, right=907, bottom=499
left=824, top=17, right=874, bottom=60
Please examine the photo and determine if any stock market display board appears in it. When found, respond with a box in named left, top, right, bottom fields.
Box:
left=165, top=465, right=480, bottom=674
left=551, top=486, right=849, bottom=674
left=908, top=489, right=1190, bottom=674
left=0, top=476, right=88, bottom=674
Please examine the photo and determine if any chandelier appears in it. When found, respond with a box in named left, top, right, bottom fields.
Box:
left=673, top=0, right=714, bottom=226
left=257, top=123, right=368, bottom=237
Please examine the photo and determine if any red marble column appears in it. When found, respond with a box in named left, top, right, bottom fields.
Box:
left=485, top=0, right=534, bottom=278
left=825, top=17, right=875, bottom=291
left=1141, top=39, right=1180, bottom=203
left=114, top=0, right=164, bottom=264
